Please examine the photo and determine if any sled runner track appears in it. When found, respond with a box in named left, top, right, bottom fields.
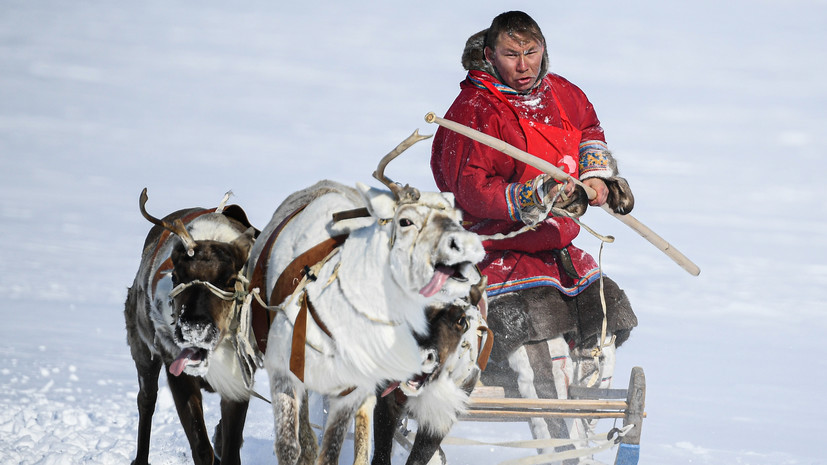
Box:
left=460, top=367, right=646, bottom=464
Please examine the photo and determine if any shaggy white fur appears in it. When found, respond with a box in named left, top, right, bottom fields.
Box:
left=404, top=304, right=486, bottom=436
left=254, top=180, right=485, bottom=465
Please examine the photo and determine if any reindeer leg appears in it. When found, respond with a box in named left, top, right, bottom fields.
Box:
left=166, top=371, right=214, bottom=465
left=125, top=286, right=162, bottom=465
left=214, top=397, right=249, bottom=465
left=353, top=394, right=375, bottom=465
left=129, top=346, right=161, bottom=465
left=317, top=389, right=367, bottom=465
left=407, top=427, right=444, bottom=465
left=298, top=391, right=319, bottom=465
left=213, top=418, right=223, bottom=461
left=371, top=389, right=401, bottom=465
left=270, top=373, right=303, bottom=465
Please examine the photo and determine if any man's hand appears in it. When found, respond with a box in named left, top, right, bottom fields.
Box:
left=582, top=178, right=609, bottom=206
left=581, top=176, right=635, bottom=214
left=536, top=175, right=588, bottom=218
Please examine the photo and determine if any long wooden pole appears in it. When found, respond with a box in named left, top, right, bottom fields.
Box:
left=424, top=112, right=700, bottom=276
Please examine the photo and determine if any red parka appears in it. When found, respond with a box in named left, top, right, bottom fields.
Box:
left=431, top=70, right=606, bottom=297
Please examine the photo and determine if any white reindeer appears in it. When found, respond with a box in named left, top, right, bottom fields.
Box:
left=247, top=132, right=485, bottom=465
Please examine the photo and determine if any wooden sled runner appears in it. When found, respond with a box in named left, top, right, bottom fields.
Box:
left=457, top=366, right=646, bottom=465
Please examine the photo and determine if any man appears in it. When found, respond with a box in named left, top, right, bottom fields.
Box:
left=430, top=10, right=638, bottom=458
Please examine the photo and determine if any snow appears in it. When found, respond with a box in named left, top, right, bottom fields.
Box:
left=1, top=0, right=825, bottom=464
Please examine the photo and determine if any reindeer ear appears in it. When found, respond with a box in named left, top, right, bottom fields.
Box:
left=439, top=191, right=456, bottom=208
left=356, top=182, right=397, bottom=220
left=230, top=227, right=255, bottom=267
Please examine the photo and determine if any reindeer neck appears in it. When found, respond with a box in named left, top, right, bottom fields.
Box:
left=331, top=228, right=428, bottom=333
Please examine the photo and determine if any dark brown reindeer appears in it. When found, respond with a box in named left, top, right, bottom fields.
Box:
left=124, top=189, right=257, bottom=465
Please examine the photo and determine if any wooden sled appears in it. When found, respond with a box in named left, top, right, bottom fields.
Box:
left=459, top=366, right=646, bottom=465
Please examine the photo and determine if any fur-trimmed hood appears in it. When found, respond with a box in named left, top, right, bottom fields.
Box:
left=460, top=29, right=549, bottom=91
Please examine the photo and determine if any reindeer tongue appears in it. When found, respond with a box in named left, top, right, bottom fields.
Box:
left=169, top=347, right=202, bottom=376
left=419, top=265, right=452, bottom=297
left=381, top=381, right=400, bottom=397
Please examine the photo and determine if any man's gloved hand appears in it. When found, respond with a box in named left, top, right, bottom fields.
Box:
left=604, top=176, right=635, bottom=214
left=516, top=175, right=588, bottom=225
left=537, top=175, right=588, bottom=218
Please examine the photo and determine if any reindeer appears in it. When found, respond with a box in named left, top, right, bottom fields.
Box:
left=124, top=189, right=258, bottom=465
left=372, top=276, right=491, bottom=465
left=246, top=131, right=485, bottom=465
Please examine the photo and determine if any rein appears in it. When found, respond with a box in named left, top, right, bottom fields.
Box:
left=168, top=273, right=248, bottom=301
left=168, top=271, right=262, bottom=392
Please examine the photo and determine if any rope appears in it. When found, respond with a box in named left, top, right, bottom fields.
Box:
left=586, top=240, right=615, bottom=389
left=476, top=183, right=615, bottom=245
left=167, top=272, right=265, bottom=395
left=168, top=278, right=240, bottom=301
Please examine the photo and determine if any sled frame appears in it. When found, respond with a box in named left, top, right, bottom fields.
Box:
left=460, top=366, right=646, bottom=465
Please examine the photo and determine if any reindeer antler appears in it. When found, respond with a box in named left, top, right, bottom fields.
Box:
left=139, top=188, right=197, bottom=256
left=469, top=275, right=488, bottom=308
left=372, top=130, right=432, bottom=203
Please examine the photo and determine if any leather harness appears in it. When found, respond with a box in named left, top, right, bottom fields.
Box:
left=273, top=236, right=347, bottom=383
left=247, top=205, right=348, bottom=384
left=246, top=205, right=493, bottom=394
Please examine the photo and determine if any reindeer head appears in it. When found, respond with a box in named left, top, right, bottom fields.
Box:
left=392, top=276, right=488, bottom=397
left=353, top=182, right=484, bottom=308
left=166, top=232, right=253, bottom=376
left=360, top=131, right=485, bottom=305
left=140, top=189, right=256, bottom=377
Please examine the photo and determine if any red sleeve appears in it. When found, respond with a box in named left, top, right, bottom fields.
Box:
left=431, top=88, right=526, bottom=222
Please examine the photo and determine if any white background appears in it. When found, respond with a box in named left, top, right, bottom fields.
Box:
left=1, top=1, right=825, bottom=463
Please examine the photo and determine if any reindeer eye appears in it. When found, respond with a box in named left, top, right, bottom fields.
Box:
left=398, top=218, right=414, bottom=227
left=456, top=316, right=468, bottom=332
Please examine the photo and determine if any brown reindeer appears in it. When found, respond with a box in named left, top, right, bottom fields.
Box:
left=372, top=277, right=490, bottom=465
left=124, top=189, right=257, bottom=465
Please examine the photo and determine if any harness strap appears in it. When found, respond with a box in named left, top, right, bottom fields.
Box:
left=151, top=257, right=174, bottom=297
left=331, top=207, right=370, bottom=222
left=477, top=325, right=495, bottom=371
left=289, top=292, right=310, bottom=382
left=248, top=205, right=307, bottom=353
left=264, top=235, right=347, bottom=382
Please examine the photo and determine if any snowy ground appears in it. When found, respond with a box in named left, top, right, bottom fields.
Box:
left=1, top=1, right=825, bottom=464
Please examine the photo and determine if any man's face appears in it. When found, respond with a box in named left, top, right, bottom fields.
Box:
left=484, top=32, right=544, bottom=92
